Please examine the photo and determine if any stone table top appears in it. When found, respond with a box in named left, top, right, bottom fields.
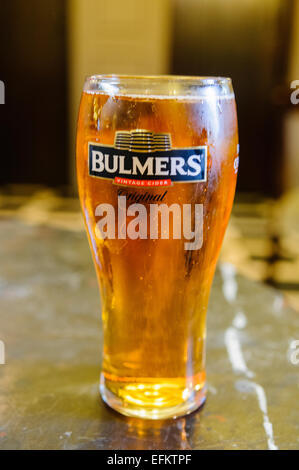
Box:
left=0, top=218, right=298, bottom=450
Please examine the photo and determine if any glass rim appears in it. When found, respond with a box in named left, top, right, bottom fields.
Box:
left=83, top=74, right=234, bottom=99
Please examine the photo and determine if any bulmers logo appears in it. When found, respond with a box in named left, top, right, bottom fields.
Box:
left=89, top=129, right=207, bottom=187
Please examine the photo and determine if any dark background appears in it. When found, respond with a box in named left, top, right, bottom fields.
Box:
left=0, top=0, right=68, bottom=187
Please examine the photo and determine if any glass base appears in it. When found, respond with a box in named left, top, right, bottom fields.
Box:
left=99, top=373, right=206, bottom=420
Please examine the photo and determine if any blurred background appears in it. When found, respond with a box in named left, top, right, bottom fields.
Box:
left=0, top=0, right=298, bottom=309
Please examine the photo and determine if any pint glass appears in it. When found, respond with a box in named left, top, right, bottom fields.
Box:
left=76, top=75, right=238, bottom=419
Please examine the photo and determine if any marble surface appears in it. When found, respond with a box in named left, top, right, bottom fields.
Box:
left=0, top=218, right=298, bottom=450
